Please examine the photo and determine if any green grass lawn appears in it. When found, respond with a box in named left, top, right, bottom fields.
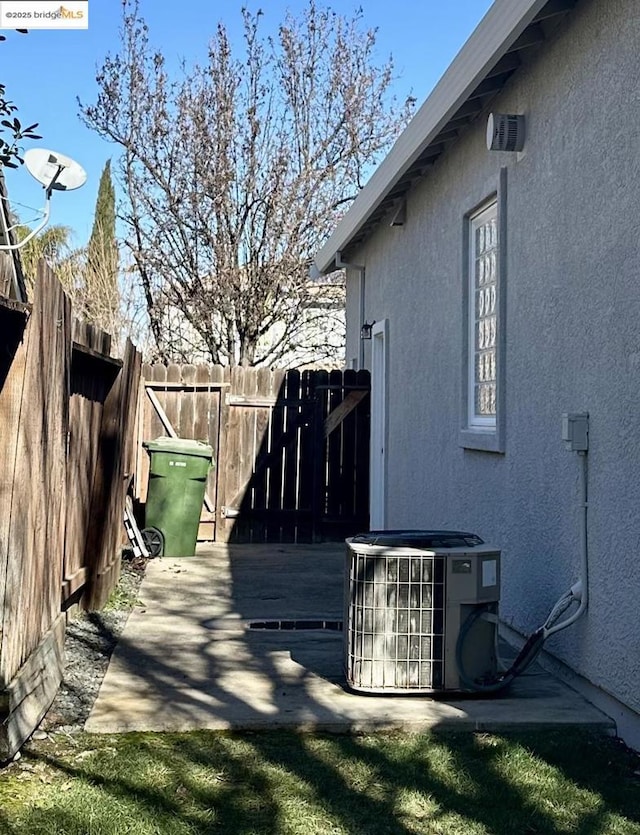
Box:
left=0, top=729, right=638, bottom=834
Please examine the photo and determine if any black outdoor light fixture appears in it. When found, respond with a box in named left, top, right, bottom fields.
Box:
left=360, top=320, right=375, bottom=340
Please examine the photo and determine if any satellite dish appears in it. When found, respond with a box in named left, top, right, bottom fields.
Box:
left=24, top=148, right=87, bottom=192
left=0, top=148, right=87, bottom=252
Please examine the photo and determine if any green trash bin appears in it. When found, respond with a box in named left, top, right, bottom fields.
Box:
left=142, top=436, right=214, bottom=557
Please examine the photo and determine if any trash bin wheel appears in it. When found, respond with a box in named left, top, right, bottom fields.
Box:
left=141, top=526, right=164, bottom=557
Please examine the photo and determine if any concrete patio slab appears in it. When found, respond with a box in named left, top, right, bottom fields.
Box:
left=86, top=543, right=615, bottom=735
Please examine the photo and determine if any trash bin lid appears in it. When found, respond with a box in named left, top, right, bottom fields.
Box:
left=142, top=436, right=213, bottom=458
left=349, top=530, right=484, bottom=549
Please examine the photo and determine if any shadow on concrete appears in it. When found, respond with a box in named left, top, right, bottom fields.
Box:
left=83, top=543, right=613, bottom=738
left=16, top=542, right=628, bottom=833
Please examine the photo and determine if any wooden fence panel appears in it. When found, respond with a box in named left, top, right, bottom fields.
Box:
left=149, top=364, right=167, bottom=435
left=0, top=299, right=30, bottom=670
left=190, top=364, right=215, bottom=540
left=63, top=324, right=119, bottom=607
left=202, top=365, right=225, bottom=540
left=219, top=366, right=244, bottom=540
left=0, top=266, right=142, bottom=758
left=282, top=369, right=302, bottom=543
left=138, top=364, right=228, bottom=537
left=311, top=369, right=329, bottom=541
left=225, top=367, right=253, bottom=541
left=212, top=365, right=230, bottom=540
left=193, top=365, right=210, bottom=442
left=136, top=363, right=162, bottom=503
left=248, top=369, right=268, bottom=543
left=264, top=370, right=286, bottom=542
left=326, top=369, right=343, bottom=523
left=297, top=370, right=315, bottom=543
left=180, top=365, right=196, bottom=440
left=165, top=363, right=182, bottom=433
left=84, top=340, right=141, bottom=610
left=139, top=364, right=370, bottom=546
left=0, top=266, right=71, bottom=757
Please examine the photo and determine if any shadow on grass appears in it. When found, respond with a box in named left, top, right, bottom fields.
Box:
left=19, top=543, right=638, bottom=834
left=0, top=807, right=17, bottom=835
left=13, top=729, right=640, bottom=835
left=14, top=543, right=634, bottom=834
left=242, top=730, right=640, bottom=835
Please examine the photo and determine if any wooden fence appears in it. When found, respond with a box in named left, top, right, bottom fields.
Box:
left=0, top=265, right=141, bottom=758
left=137, top=365, right=370, bottom=543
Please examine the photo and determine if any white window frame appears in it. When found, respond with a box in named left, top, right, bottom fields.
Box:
left=468, top=200, right=498, bottom=431
left=369, top=319, right=388, bottom=529
left=459, top=169, right=506, bottom=454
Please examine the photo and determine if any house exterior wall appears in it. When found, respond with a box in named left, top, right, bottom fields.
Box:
left=345, top=271, right=362, bottom=369
left=346, top=0, right=640, bottom=726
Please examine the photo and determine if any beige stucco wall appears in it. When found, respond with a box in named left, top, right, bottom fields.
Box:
left=346, top=0, right=640, bottom=731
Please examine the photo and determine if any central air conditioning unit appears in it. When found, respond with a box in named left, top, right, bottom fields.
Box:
left=344, top=530, right=500, bottom=693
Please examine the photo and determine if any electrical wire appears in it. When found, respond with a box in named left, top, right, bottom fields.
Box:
left=0, top=193, right=45, bottom=228
left=456, top=446, right=590, bottom=693
left=455, top=605, right=546, bottom=693
left=543, top=592, right=575, bottom=631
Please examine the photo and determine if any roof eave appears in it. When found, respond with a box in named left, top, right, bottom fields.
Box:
left=314, top=0, right=553, bottom=275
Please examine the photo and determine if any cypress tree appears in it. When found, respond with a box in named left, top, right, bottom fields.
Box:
left=86, top=159, right=119, bottom=329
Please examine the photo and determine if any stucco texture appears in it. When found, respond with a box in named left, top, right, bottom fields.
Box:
left=347, top=0, right=640, bottom=716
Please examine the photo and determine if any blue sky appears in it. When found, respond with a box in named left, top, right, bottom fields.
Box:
left=1, top=0, right=492, bottom=246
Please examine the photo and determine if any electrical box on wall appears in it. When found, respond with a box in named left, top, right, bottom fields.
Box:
left=561, top=413, right=589, bottom=451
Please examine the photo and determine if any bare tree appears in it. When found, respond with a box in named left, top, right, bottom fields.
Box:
left=80, top=0, right=414, bottom=366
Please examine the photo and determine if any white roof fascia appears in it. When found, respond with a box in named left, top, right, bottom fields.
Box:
left=315, top=0, right=552, bottom=274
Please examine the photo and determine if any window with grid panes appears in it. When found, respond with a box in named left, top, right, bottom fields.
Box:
left=469, top=200, right=498, bottom=429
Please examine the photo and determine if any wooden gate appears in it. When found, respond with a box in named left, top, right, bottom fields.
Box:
left=138, top=365, right=370, bottom=543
